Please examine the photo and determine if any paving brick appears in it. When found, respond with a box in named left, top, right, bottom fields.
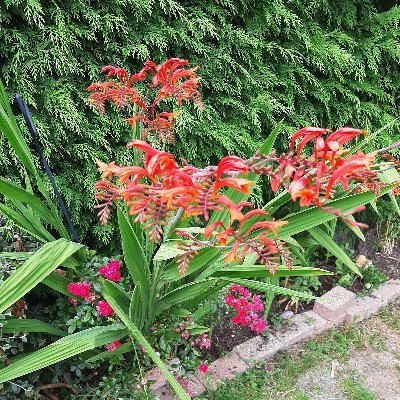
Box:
left=292, top=310, right=333, bottom=335
left=371, top=282, right=400, bottom=305
left=275, top=313, right=317, bottom=346
left=196, top=352, right=248, bottom=391
left=210, top=351, right=248, bottom=379
left=313, top=286, right=356, bottom=321
left=386, top=279, right=400, bottom=285
left=234, top=334, right=284, bottom=365
left=345, top=296, right=384, bottom=324
left=331, top=312, right=347, bottom=327
left=146, top=367, right=167, bottom=391
left=186, top=374, right=206, bottom=397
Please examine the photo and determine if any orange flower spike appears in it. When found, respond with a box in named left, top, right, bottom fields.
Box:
left=96, top=160, right=122, bottom=180
left=296, top=188, right=319, bottom=207
left=146, top=152, right=178, bottom=177
left=156, top=187, right=198, bottom=209
left=325, top=127, right=367, bottom=147
left=126, top=139, right=160, bottom=156
left=204, top=221, right=233, bottom=245
left=224, top=241, right=240, bottom=263
left=325, top=153, right=375, bottom=197
left=204, top=221, right=226, bottom=238
left=289, top=127, right=330, bottom=155
left=100, top=66, right=129, bottom=82
left=246, top=220, right=288, bottom=236
left=114, top=166, right=155, bottom=184
left=125, top=115, right=145, bottom=126
left=216, top=156, right=248, bottom=180
left=288, top=177, right=310, bottom=202
left=214, top=195, right=245, bottom=221
left=214, top=177, right=254, bottom=194
left=238, top=209, right=269, bottom=229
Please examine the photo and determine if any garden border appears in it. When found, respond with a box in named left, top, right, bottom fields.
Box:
left=148, top=279, right=400, bottom=399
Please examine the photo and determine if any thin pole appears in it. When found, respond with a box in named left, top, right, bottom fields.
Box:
left=14, top=94, right=79, bottom=243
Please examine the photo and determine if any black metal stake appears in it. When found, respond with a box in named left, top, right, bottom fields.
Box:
left=15, top=94, right=79, bottom=243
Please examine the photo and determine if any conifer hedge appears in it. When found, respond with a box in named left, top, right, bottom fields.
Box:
left=0, top=0, right=399, bottom=242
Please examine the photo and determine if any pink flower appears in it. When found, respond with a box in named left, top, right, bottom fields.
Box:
left=250, top=318, right=266, bottom=334
left=97, top=300, right=114, bottom=316
left=225, top=284, right=266, bottom=334
left=181, top=330, right=190, bottom=340
left=105, top=340, right=121, bottom=352
left=68, top=298, right=78, bottom=307
left=198, top=363, right=208, bottom=374
left=98, top=260, right=122, bottom=282
left=194, top=333, right=211, bottom=349
left=67, top=281, right=91, bottom=299
left=176, top=376, right=189, bottom=388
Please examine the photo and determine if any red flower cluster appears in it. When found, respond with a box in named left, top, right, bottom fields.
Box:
left=225, top=284, right=266, bottom=334
left=99, top=260, right=122, bottom=282
left=97, top=300, right=114, bottom=317
left=95, top=140, right=288, bottom=274
left=89, top=60, right=396, bottom=276
left=105, top=340, right=121, bottom=352
left=87, top=58, right=203, bottom=143
left=67, top=281, right=91, bottom=300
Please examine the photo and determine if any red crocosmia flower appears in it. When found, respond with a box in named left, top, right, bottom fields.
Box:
left=224, top=240, right=240, bottom=263
left=216, top=156, right=249, bottom=180
left=325, top=127, right=367, bottom=147
left=214, top=177, right=254, bottom=193
left=198, top=364, right=208, bottom=374
left=288, top=177, right=310, bottom=202
left=295, top=188, right=319, bottom=207
left=245, top=220, right=288, bottom=236
left=90, top=77, right=394, bottom=276
left=326, top=153, right=375, bottom=197
left=289, top=127, right=330, bottom=155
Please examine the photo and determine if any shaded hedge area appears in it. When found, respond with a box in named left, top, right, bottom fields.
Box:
left=0, top=0, right=399, bottom=242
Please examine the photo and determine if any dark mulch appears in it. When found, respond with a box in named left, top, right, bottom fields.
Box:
left=356, top=227, right=400, bottom=280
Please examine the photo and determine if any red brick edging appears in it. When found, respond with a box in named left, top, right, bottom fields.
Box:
left=150, top=279, right=400, bottom=399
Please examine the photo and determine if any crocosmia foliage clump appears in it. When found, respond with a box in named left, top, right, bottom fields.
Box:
left=1, top=56, right=399, bottom=400
left=89, top=58, right=389, bottom=277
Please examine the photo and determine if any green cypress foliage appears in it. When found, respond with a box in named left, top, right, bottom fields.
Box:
left=0, top=0, right=399, bottom=242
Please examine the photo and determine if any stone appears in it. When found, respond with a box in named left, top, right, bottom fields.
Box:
left=386, top=279, right=400, bottom=285
left=197, top=352, right=248, bottom=391
left=153, top=386, right=175, bottom=400
left=186, top=374, right=206, bottom=397
left=371, top=282, right=400, bottom=305
left=209, top=351, right=248, bottom=379
left=292, top=310, right=333, bottom=335
left=313, top=286, right=356, bottom=321
left=331, top=312, right=347, bottom=327
left=280, top=310, right=294, bottom=320
left=344, top=296, right=384, bottom=324
left=234, top=334, right=284, bottom=365
left=146, top=368, right=167, bottom=392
